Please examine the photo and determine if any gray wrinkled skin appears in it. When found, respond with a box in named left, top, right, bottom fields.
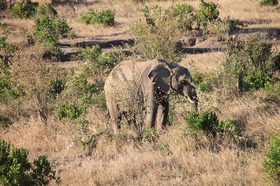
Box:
left=104, top=59, right=198, bottom=133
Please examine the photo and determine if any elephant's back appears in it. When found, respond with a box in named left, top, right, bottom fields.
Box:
left=104, top=60, right=148, bottom=101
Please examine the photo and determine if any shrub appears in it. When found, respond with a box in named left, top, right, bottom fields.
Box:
left=0, top=23, right=16, bottom=56
left=97, top=52, right=122, bottom=71
left=0, top=139, right=60, bottom=185
left=260, top=0, right=278, bottom=6
left=33, top=15, right=71, bottom=44
left=244, top=71, right=272, bottom=90
left=11, top=1, right=38, bottom=18
left=79, top=9, right=115, bottom=26
left=57, top=102, right=85, bottom=120
left=79, top=45, right=122, bottom=72
left=193, top=72, right=213, bottom=92
left=36, top=3, right=57, bottom=17
left=0, top=74, right=21, bottom=103
left=49, top=77, right=65, bottom=99
left=225, top=36, right=273, bottom=92
left=185, top=111, right=241, bottom=139
left=79, top=45, right=102, bottom=62
left=265, top=80, right=280, bottom=97
left=218, top=119, right=241, bottom=139
left=263, top=133, right=280, bottom=181
left=197, top=0, right=219, bottom=22
left=268, top=52, right=280, bottom=72
left=166, top=4, right=196, bottom=31
left=186, top=111, right=218, bottom=137
left=133, top=6, right=181, bottom=62
left=0, top=114, right=12, bottom=129
left=199, top=81, right=212, bottom=92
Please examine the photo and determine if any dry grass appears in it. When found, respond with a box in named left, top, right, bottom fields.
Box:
left=1, top=0, right=280, bottom=185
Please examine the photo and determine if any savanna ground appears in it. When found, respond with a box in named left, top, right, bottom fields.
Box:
left=1, top=0, right=280, bottom=185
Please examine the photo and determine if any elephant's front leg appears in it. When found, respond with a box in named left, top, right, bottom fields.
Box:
left=156, top=101, right=169, bottom=131
left=145, top=98, right=157, bottom=129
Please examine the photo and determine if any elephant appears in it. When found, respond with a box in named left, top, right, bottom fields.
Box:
left=104, top=59, right=198, bottom=133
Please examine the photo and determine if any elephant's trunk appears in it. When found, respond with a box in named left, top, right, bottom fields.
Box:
left=191, top=101, right=198, bottom=112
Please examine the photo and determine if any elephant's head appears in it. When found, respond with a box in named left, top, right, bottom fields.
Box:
left=148, top=59, right=198, bottom=111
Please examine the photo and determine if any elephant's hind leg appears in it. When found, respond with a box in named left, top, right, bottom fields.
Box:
left=107, top=99, right=121, bottom=133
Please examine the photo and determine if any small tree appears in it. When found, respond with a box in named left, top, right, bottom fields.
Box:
left=0, top=139, right=60, bottom=185
left=263, top=134, right=280, bottom=181
left=224, top=36, right=273, bottom=92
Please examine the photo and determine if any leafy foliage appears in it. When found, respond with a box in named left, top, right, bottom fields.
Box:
left=57, top=102, right=86, bottom=120
left=79, top=45, right=123, bottom=72
left=185, top=111, right=241, bottom=139
left=197, top=0, right=219, bottom=22
left=36, top=3, right=58, bottom=17
left=224, top=36, right=279, bottom=93
left=260, top=0, right=278, bottom=6
left=133, top=6, right=181, bottom=62
left=0, top=139, right=60, bottom=185
left=193, top=72, right=213, bottom=92
left=33, top=16, right=71, bottom=44
left=49, top=78, right=65, bottom=99
left=0, top=23, right=16, bottom=56
left=166, top=4, right=196, bottom=31
left=11, top=1, right=38, bottom=18
left=79, top=9, right=115, bottom=26
left=0, top=115, right=12, bottom=130
left=263, top=133, right=280, bottom=181
left=0, top=74, right=22, bottom=103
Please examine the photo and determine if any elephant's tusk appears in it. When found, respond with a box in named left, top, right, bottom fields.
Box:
left=187, top=96, right=194, bottom=103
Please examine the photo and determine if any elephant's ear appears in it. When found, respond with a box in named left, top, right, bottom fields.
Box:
left=148, top=60, right=171, bottom=93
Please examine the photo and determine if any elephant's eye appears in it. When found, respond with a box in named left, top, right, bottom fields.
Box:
left=180, top=80, right=188, bottom=85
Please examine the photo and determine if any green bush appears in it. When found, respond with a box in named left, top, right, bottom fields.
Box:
left=185, top=111, right=241, bottom=139
left=79, top=9, right=115, bottom=26
left=166, top=4, right=196, bottom=31
left=199, top=81, right=212, bottom=92
left=36, top=3, right=57, bottom=17
left=186, top=111, right=218, bottom=137
left=0, top=115, right=12, bottom=129
left=193, top=72, right=213, bottom=92
left=42, top=44, right=64, bottom=61
left=0, top=139, right=60, bottom=185
left=218, top=119, right=241, bottom=139
left=268, top=52, right=280, bottom=72
left=0, top=75, right=21, bottom=103
left=263, top=133, right=280, bottom=181
left=57, top=102, right=85, bottom=120
left=197, top=0, right=219, bottom=22
left=225, top=36, right=274, bottom=92
left=265, top=80, right=280, bottom=97
left=260, top=0, right=278, bottom=6
left=49, top=77, right=65, bottom=99
left=79, top=45, right=102, bottom=62
left=11, top=1, right=38, bottom=18
left=79, top=45, right=122, bottom=72
left=33, top=15, right=71, bottom=44
left=97, top=52, right=122, bottom=70
left=0, top=23, right=16, bottom=56
left=244, top=71, right=272, bottom=90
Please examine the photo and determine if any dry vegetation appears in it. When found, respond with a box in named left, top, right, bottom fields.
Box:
left=1, top=0, right=280, bottom=185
